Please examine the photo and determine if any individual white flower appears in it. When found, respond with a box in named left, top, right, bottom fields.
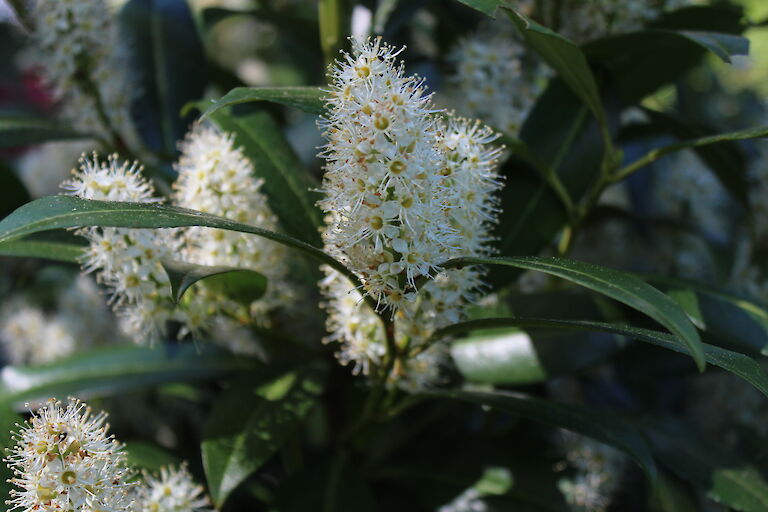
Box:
left=4, top=398, right=135, bottom=512
left=0, top=301, right=75, bottom=366
left=23, top=0, right=135, bottom=144
left=444, top=19, right=549, bottom=134
left=63, top=153, right=182, bottom=344
left=173, top=124, right=290, bottom=332
left=16, top=141, right=96, bottom=198
left=134, top=464, right=212, bottom=512
left=557, top=434, right=625, bottom=512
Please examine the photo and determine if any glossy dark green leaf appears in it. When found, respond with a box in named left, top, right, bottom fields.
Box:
left=202, top=369, right=323, bottom=507
left=437, top=317, right=768, bottom=397
left=667, top=289, right=706, bottom=330
left=200, top=86, right=326, bottom=119
left=205, top=106, right=324, bottom=248
left=0, top=116, right=92, bottom=149
left=440, top=256, right=705, bottom=370
left=453, top=0, right=505, bottom=17
left=644, top=420, right=768, bottom=512
left=502, top=9, right=608, bottom=139
left=425, top=389, right=657, bottom=485
left=676, top=31, right=749, bottom=63
left=0, top=195, right=373, bottom=309
left=646, top=275, right=768, bottom=357
left=0, top=344, right=266, bottom=410
left=650, top=471, right=701, bottom=512
left=161, top=260, right=267, bottom=304
left=120, top=0, right=207, bottom=156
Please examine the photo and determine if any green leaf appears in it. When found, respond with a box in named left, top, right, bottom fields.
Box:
left=318, top=0, right=348, bottom=64
left=613, top=124, right=768, bottom=183
left=119, top=0, right=207, bottom=156
left=436, top=317, right=768, bottom=397
left=439, top=256, right=706, bottom=371
left=621, top=108, right=751, bottom=206
left=0, top=405, right=22, bottom=502
left=202, top=369, right=323, bottom=508
left=646, top=274, right=768, bottom=357
left=124, top=441, right=180, bottom=471
left=450, top=327, right=622, bottom=385
left=454, top=0, right=505, bottom=17
left=204, top=106, right=324, bottom=248
left=199, top=86, right=327, bottom=119
left=424, top=389, right=657, bottom=486
left=675, top=30, right=749, bottom=63
left=651, top=471, right=701, bottom=512
left=0, top=239, right=83, bottom=263
left=0, top=116, right=92, bottom=149
left=667, top=289, right=706, bottom=330
left=161, top=260, right=267, bottom=304
left=644, top=420, right=768, bottom=512
left=0, top=195, right=371, bottom=309
left=0, top=344, right=267, bottom=409
left=502, top=8, right=611, bottom=154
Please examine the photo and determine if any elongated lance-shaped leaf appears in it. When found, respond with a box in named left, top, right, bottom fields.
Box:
left=0, top=239, right=84, bottom=263
left=502, top=8, right=614, bottom=159
left=0, top=115, right=94, bottom=149
left=0, top=344, right=272, bottom=410
left=161, top=260, right=268, bottom=304
left=437, top=256, right=705, bottom=370
left=199, top=86, right=327, bottom=119
left=0, top=196, right=371, bottom=308
left=613, top=124, right=768, bottom=182
left=435, top=317, right=768, bottom=397
left=423, top=389, right=657, bottom=486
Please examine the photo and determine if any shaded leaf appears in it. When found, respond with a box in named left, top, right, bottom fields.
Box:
left=120, top=0, right=207, bottom=156
left=644, top=420, right=768, bottom=512
left=199, top=86, right=326, bottom=119
left=161, top=260, right=267, bottom=304
left=0, top=116, right=92, bottom=149
left=676, top=30, right=749, bottom=63
left=0, top=344, right=268, bottom=410
left=454, top=0, right=505, bottom=17
left=502, top=8, right=609, bottom=142
left=437, top=317, right=768, bottom=397
left=0, top=239, right=83, bottom=263
left=424, top=389, right=657, bottom=485
left=440, top=256, right=705, bottom=370
left=202, top=369, right=323, bottom=507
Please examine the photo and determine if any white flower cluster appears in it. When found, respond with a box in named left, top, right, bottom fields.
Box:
left=64, top=129, right=289, bottom=349
left=17, top=141, right=96, bottom=198
left=558, top=434, right=624, bottom=512
left=0, top=275, right=120, bottom=366
left=530, top=0, right=692, bottom=42
left=4, top=399, right=214, bottom=512
left=0, top=301, right=75, bottom=366
left=319, top=38, right=503, bottom=384
left=174, top=124, right=289, bottom=325
left=134, top=464, right=212, bottom=512
left=63, top=153, right=181, bottom=344
left=444, top=20, right=549, bottom=135
left=4, top=398, right=135, bottom=512
left=24, top=0, right=134, bottom=142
